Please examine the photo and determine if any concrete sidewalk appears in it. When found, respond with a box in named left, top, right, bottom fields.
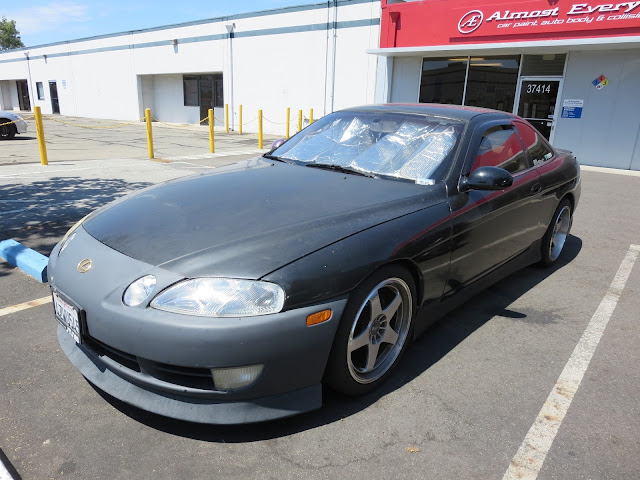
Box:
left=0, top=114, right=279, bottom=165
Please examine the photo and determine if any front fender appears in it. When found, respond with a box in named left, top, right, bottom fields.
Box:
left=262, top=201, right=452, bottom=311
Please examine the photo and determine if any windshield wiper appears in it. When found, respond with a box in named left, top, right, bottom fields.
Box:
left=263, top=154, right=293, bottom=164
left=263, top=154, right=284, bottom=162
left=305, top=163, right=374, bottom=178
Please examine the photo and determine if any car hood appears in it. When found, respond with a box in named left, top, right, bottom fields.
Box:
left=83, top=157, right=446, bottom=279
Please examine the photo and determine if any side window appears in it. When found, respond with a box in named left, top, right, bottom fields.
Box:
left=36, top=82, right=45, bottom=100
left=213, top=75, right=224, bottom=107
left=514, top=121, right=554, bottom=166
left=183, top=75, right=198, bottom=107
left=473, top=125, right=530, bottom=174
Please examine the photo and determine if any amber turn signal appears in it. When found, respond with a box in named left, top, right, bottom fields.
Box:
left=306, top=309, right=332, bottom=326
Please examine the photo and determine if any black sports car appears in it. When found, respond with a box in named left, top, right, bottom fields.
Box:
left=48, top=104, right=580, bottom=424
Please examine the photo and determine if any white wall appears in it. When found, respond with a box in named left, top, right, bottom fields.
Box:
left=389, top=56, right=421, bottom=103
left=152, top=75, right=193, bottom=123
left=139, top=75, right=155, bottom=115
left=554, top=49, right=640, bottom=170
left=333, top=24, right=380, bottom=109
left=0, top=81, right=21, bottom=111
left=0, top=1, right=381, bottom=133
left=0, top=81, right=10, bottom=110
left=227, top=2, right=381, bottom=134
left=230, top=28, right=328, bottom=135
left=374, top=57, right=393, bottom=103
left=9, top=81, right=19, bottom=110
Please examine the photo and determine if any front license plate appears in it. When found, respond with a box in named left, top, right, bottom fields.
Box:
left=52, top=290, right=82, bottom=344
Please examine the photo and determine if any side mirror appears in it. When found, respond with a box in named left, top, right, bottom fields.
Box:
left=270, top=138, right=286, bottom=151
left=459, top=166, right=513, bottom=192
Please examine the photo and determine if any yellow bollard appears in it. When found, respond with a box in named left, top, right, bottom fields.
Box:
left=298, top=110, right=302, bottom=132
left=258, top=109, right=263, bottom=150
left=225, top=104, right=229, bottom=133
left=145, top=108, right=154, bottom=159
left=286, top=107, right=290, bottom=139
left=239, top=104, right=243, bottom=135
left=310, top=108, right=314, bottom=124
left=34, top=106, right=48, bottom=165
left=208, top=108, right=215, bottom=153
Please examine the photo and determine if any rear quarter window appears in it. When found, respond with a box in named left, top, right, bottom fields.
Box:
left=514, top=121, right=554, bottom=166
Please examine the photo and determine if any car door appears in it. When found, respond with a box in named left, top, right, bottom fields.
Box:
left=445, top=122, right=543, bottom=294
left=512, top=119, right=566, bottom=235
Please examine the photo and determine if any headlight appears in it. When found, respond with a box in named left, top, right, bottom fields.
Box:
left=150, top=278, right=285, bottom=317
left=123, top=275, right=157, bottom=306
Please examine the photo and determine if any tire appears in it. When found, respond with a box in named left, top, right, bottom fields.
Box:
left=540, top=198, right=572, bottom=266
left=325, top=265, right=417, bottom=396
left=0, top=121, right=16, bottom=140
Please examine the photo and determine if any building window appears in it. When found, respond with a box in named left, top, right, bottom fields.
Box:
left=419, top=58, right=466, bottom=105
left=464, top=56, right=520, bottom=112
left=36, top=82, right=45, bottom=100
left=183, top=74, right=224, bottom=108
left=521, top=54, right=566, bottom=76
left=419, top=56, right=519, bottom=112
left=214, top=76, right=223, bottom=108
left=183, top=75, right=198, bottom=106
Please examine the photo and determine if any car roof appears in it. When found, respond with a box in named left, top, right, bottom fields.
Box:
left=342, top=103, right=514, bottom=122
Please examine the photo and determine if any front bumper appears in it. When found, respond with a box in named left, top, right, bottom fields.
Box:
left=49, top=227, right=348, bottom=423
left=14, top=119, right=27, bottom=134
left=58, top=325, right=324, bottom=424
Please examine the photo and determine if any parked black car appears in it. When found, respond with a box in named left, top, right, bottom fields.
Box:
left=48, top=104, right=580, bottom=424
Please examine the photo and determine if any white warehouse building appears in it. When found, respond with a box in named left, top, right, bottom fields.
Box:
left=0, top=0, right=380, bottom=134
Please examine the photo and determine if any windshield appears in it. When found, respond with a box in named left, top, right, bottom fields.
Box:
left=270, top=111, right=464, bottom=184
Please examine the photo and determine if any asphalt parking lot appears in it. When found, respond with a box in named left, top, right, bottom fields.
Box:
left=1, top=134, right=639, bottom=478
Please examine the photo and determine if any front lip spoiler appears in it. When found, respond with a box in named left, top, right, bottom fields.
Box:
left=58, top=325, right=322, bottom=424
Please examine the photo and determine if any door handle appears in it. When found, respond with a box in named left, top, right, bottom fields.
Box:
left=531, top=183, right=542, bottom=193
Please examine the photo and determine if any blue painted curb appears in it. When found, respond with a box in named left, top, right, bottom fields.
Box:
left=0, top=239, right=49, bottom=283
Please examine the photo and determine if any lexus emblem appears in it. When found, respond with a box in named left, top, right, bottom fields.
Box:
left=77, top=258, right=93, bottom=273
left=458, top=10, right=484, bottom=34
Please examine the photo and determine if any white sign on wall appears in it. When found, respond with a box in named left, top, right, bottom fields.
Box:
left=561, top=99, right=584, bottom=119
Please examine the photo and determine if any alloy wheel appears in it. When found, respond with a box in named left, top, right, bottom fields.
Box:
left=549, top=205, right=571, bottom=261
left=346, top=277, right=412, bottom=384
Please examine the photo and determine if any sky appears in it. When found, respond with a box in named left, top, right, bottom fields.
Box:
left=1, top=0, right=316, bottom=48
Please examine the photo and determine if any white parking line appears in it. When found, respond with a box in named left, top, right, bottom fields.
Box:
left=161, top=149, right=267, bottom=161
left=0, top=296, right=52, bottom=317
left=0, top=449, right=17, bottom=480
left=503, top=244, right=640, bottom=480
left=0, top=463, right=13, bottom=480
left=0, top=163, right=143, bottom=179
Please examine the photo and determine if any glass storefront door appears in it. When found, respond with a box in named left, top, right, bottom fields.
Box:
left=516, top=77, right=562, bottom=141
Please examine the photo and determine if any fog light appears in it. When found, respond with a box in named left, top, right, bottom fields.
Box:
left=123, top=275, right=156, bottom=306
left=211, top=364, right=263, bottom=391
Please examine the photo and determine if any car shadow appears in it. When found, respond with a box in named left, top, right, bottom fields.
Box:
left=92, top=234, right=583, bottom=442
left=0, top=176, right=152, bottom=277
left=6, top=136, right=37, bottom=141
